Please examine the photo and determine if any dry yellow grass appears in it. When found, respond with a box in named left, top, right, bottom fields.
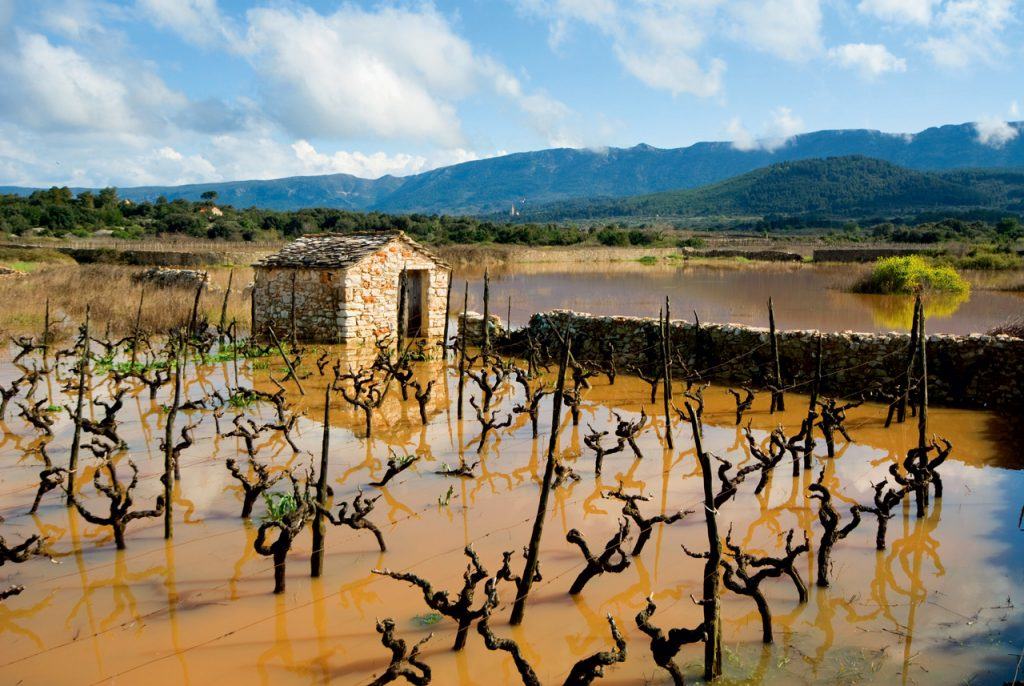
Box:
left=0, top=264, right=254, bottom=340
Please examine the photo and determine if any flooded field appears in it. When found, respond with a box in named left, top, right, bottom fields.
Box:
left=1, top=330, right=1021, bottom=686
left=456, top=262, right=1024, bottom=334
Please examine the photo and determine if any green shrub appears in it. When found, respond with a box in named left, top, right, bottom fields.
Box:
left=0, top=247, right=73, bottom=264
left=637, top=255, right=658, bottom=265
left=853, top=255, right=970, bottom=295
left=596, top=228, right=630, bottom=246
left=952, top=250, right=1022, bottom=271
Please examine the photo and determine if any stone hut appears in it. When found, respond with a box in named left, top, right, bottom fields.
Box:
left=252, top=231, right=451, bottom=343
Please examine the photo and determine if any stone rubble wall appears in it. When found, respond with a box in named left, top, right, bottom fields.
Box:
left=812, top=248, right=941, bottom=263
left=698, top=249, right=803, bottom=262
left=253, top=243, right=450, bottom=343
left=131, top=267, right=210, bottom=290
left=458, top=311, right=504, bottom=346
left=523, top=310, right=1024, bottom=409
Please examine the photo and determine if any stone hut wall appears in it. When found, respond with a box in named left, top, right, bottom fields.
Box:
left=524, top=310, right=1024, bottom=409
left=341, top=242, right=450, bottom=341
left=252, top=267, right=342, bottom=341
left=253, top=241, right=450, bottom=343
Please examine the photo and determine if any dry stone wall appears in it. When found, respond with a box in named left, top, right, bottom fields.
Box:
left=812, top=248, right=941, bottom=263
left=525, top=310, right=1024, bottom=409
left=131, top=267, right=209, bottom=290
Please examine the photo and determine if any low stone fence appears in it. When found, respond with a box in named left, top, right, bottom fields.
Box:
left=812, top=248, right=941, bottom=263
left=521, top=310, right=1024, bottom=409
left=131, top=267, right=210, bottom=290
left=697, top=249, right=803, bottom=262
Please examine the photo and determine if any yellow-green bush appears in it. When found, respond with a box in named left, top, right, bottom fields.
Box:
left=853, top=255, right=970, bottom=295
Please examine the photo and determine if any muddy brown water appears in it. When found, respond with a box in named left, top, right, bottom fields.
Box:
left=454, top=262, right=1024, bottom=334
left=1, top=339, right=1021, bottom=686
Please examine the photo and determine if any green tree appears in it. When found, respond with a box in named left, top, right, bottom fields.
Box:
left=40, top=205, right=75, bottom=232
left=98, top=187, right=119, bottom=208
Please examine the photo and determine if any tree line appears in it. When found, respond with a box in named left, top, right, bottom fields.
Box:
left=1, top=185, right=1020, bottom=247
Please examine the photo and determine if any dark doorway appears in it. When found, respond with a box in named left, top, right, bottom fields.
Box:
left=405, top=269, right=427, bottom=337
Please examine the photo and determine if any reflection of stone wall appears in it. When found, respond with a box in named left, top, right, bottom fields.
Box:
left=524, top=310, right=1024, bottom=409
left=253, top=243, right=450, bottom=343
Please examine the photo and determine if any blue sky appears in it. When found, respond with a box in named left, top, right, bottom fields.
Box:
left=0, top=0, right=1021, bottom=187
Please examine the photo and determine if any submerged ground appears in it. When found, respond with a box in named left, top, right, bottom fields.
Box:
left=0, top=261, right=1022, bottom=685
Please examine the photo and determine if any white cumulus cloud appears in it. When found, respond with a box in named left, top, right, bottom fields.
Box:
left=858, top=0, right=937, bottom=25
left=517, top=0, right=726, bottom=98
left=728, top=0, right=824, bottom=62
left=829, top=43, right=907, bottom=79
left=0, top=32, right=183, bottom=135
left=974, top=117, right=1019, bottom=148
left=921, top=0, right=1014, bottom=68
left=728, top=107, right=805, bottom=152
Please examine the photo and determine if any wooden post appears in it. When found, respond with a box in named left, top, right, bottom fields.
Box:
left=219, top=269, right=234, bottom=339
left=66, top=305, right=90, bottom=507
left=768, top=297, right=784, bottom=412
left=164, top=339, right=183, bottom=539
left=664, top=297, right=673, bottom=399
left=229, top=320, right=239, bottom=389
left=693, top=310, right=703, bottom=372
left=915, top=303, right=929, bottom=517
left=289, top=271, right=298, bottom=348
left=481, top=268, right=491, bottom=355
left=42, top=298, right=50, bottom=357
left=250, top=284, right=257, bottom=338
left=660, top=306, right=673, bottom=449
left=457, top=282, right=468, bottom=420
left=804, top=334, right=822, bottom=470
left=268, top=325, right=305, bottom=395
left=898, top=294, right=922, bottom=423
left=187, top=282, right=202, bottom=338
left=311, top=384, right=331, bottom=577
left=510, top=327, right=571, bottom=626
left=507, top=295, right=512, bottom=333
left=130, top=289, right=144, bottom=369
left=686, top=402, right=722, bottom=680
left=396, top=268, right=408, bottom=346
left=441, top=270, right=453, bottom=351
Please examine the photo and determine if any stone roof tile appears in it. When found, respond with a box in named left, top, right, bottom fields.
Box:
left=255, top=231, right=446, bottom=269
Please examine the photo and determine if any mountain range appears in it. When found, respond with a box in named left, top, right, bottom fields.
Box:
left=2, top=121, right=1023, bottom=217
left=522, top=156, right=1024, bottom=220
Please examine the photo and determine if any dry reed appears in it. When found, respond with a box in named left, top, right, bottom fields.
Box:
left=0, top=264, right=253, bottom=339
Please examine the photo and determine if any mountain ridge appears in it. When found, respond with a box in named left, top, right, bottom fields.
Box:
left=518, top=156, right=1024, bottom=220
left=3, top=121, right=1023, bottom=215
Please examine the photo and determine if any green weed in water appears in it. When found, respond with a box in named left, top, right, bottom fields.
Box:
left=412, top=612, right=442, bottom=627
left=437, top=485, right=454, bottom=507
left=263, top=491, right=298, bottom=522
